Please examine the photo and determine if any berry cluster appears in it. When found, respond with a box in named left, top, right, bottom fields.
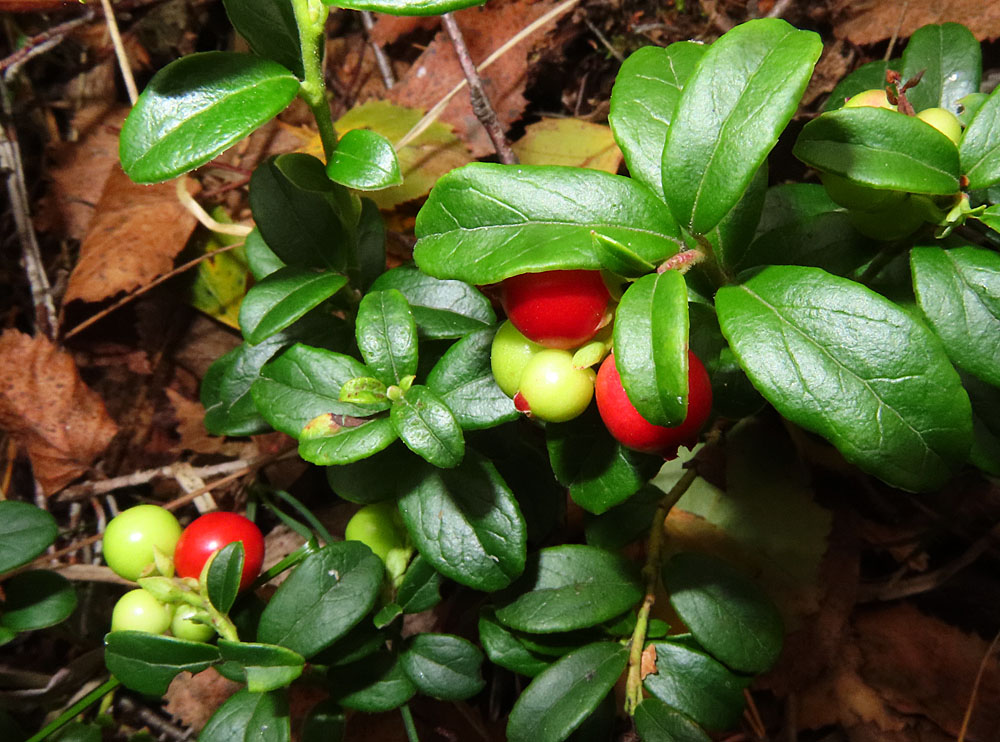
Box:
left=490, top=269, right=712, bottom=460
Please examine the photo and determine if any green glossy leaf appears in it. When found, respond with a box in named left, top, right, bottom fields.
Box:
left=310, top=610, right=384, bottom=667
left=217, top=641, right=305, bottom=693
left=583, top=483, right=663, bottom=550
left=495, top=545, right=642, bottom=633
left=963, top=85, right=1000, bottom=192
left=824, top=58, right=900, bottom=111
left=257, top=541, right=384, bottom=658
left=325, top=442, right=415, bottom=504
left=301, top=701, right=345, bottom=742
left=373, top=602, right=402, bottom=629
left=391, top=385, right=465, bottom=468
left=0, top=570, right=76, bottom=631
left=356, top=289, right=418, bottom=386
left=400, top=633, right=484, bottom=700
left=222, top=0, right=303, bottom=78
left=965, top=373, right=1000, bottom=476
left=912, top=246, right=1000, bottom=387
left=239, top=268, right=347, bottom=345
left=591, top=231, right=656, bottom=277
left=326, top=129, right=402, bottom=191
left=507, top=642, right=628, bottom=742
left=663, top=552, right=783, bottom=673
left=120, top=53, right=299, bottom=183
left=321, top=0, right=485, bottom=16
left=614, top=271, right=689, bottom=426
left=700, top=162, right=768, bottom=276
left=0, top=502, right=57, bottom=573
left=299, top=414, right=398, bottom=465
left=398, top=452, right=526, bottom=592
left=254, top=344, right=386, bottom=438
left=608, top=42, right=706, bottom=199
left=662, top=19, right=822, bottom=234
left=51, top=722, right=101, bottom=742
left=104, top=632, right=220, bottom=695
left=546, top=406, right=663, bottom=515
left=203, top=314, right=339, bottom=437
left=328, top=652, right=415, bottom=712
left=957, top=92, right=989, bottom=128
left=634, top=698, right=710, bottom=742
left=199, top=689, right=289, bottom=742
left=794, top=107, right=960, bottom=194
left=427, top=328, right=518, bottom=429
left=397, top=555, right=443, bottom=613
left=245, top=228, right=286, bottom=281
left=901, top=23, right=981, bottom=114
left=478, top=610, right=552, bottom=677
left=370, top=265, right=495, bottom=340
left=249, top=153, right=359, bottom=272
left=206, top=542, right=243, bottom=614
left=414, top=163, right=681, bottom=285
left=716, top=265, right=973, bottom=492
left=642, top=641, right=748, bottom=731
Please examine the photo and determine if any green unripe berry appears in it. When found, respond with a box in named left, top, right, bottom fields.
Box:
left=514, top=349, right=595, bottom=423
left=843, top=88, right=895, bottom=110
left=916, top=107, right=962, bottom=144
left=490, top=320, right=545, bottom=397
left=103, top=505, right=182, bottom=581
left=345, top=502, right=408, bottom=563
left=171, top=604, right=216, bottom=642
left=819, top=173, right=905, bottom=213
left=111, top=589, right=173, bottom=634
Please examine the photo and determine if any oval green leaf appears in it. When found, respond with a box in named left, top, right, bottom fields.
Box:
left=104, top=632, right=220, bottom=696
left=328, top=651, right=416, bottom=712
left=253, top=344, right=387, bottom=438
left=613, top=271, right=689, bottom=426
left=199, top=689, right=289, bottom=742
left=400, top=633, right=484, bottom=700
left=0, top=570, right=76, bottom=631
left=414, top=163, right=681, bottom=285
left=397, top=453, right=527, bottom=592
left=642, top=640, right=749, bottom=731
left=608, top=42, right=705, bottom=200
left=120, top=52, right=299, bottom=183
left=397, top=554, right=443, bottom=614
left=960, top=85, right=1000, bottom=191
left=206, top=542, right=244, bottom=614
left=900, top=22, right=981, bottom=114
left=326, top=129, right=402, bottom=191
left=0, top=501, right=58, bottom=574
left=662, top=19, right=822, bottom=234
left=663, top=552, right=783, bottom=674
left=426, top=328, right=518, bottom=430
left=217, top=640, right=305, bottom=693
left=356, top=289, right=418, bottom=386
left=716, top=265, right=973, bottom=492
left=370, top=265, right=496, bottom=340
left=634, top=698, right=711, bottom=742
left=506, top=642, right=627, bottom=742
left=494, top=545, right=642, bottom=633
left=793, top=107, right=960, bottom=194
left=322, top=0, right=485, bottom=15
left=244, top=227, right=286, bottom=281
left=257, top=541, right=384, bottom=658
left=391, top=385, right=465, bottom=468
left=239, top=267, right=347, bottom=345
left=222, top=0, right=303, bottom=78
left=911, top=246, right=1000, bottom=387
left=478, top=610, right=552, bottom=678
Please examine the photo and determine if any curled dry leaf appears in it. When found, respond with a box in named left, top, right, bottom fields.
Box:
left=833, top=0, right=1000, bottom=44
left=0, top=330, right=117, bottom=493
left=63, top=167, right=199, bottom=304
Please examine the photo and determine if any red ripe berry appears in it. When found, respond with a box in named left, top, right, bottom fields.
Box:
left=595, top=350, right=712, bottom=459
left=174, top=512, right=265, bottom=592
left=500, top=270, right=611, bottom=349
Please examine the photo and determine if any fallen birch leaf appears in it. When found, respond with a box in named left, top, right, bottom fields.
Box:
left=0, top=330, right=117, bottom=493
left=513, top=117, right=622, bottom=173
left=64, top=168, right=198, bottom=304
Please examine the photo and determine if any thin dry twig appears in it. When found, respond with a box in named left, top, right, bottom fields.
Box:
left=884, top=0, right=910, bottom=63
left=765, top=0, right=794, bottom=19
left=441, top=12, right=517, bottom=165
left=395, top=0, right=580, bottom=150
left=957, top=626, right=1000, bottom=742
left=100, top=0, right=138, bottom=104
left=61, top=240, right=243, bottom=341
left=56, top=459, right=257, bottom=503
left=0, top=9, right=96, bottom=79
left=360, top=10, right=396, bottom=90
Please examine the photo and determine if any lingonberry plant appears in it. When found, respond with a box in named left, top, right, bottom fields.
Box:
left=19, top=5, right=991, bottom=742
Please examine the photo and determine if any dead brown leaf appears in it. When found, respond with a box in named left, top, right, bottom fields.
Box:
left=386, top=0, right=560, bottom=156
left=641, top=642, right=658, bottom=680
left=63, top=168, right=198, bottom=304
left=0, top=330, right=117, bottom=493
left=368, top=14, right=438, bottom=47
left=163, top=388, right=246, bottom=457
left=164, top=668, right=241, bottom=733
left=35, top=104, right=128, bottom=241
left=834, top=0, right=1000, bottom=44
